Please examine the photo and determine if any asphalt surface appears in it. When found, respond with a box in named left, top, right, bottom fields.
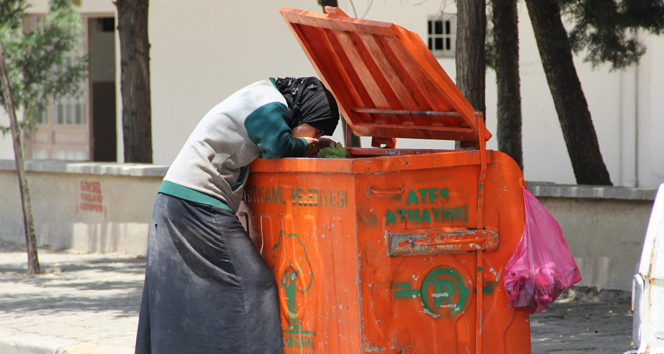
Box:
left=0, top=243, right=143, bottom=354
left=0, top=242, right=636, bottom=354
left=531, top=302, right=633, bottom=353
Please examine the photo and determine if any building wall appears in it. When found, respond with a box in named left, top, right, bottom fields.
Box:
left=1, top=0, right=662, bottom=187
left=147, top=0, right=335, bottom=164
left=638, top=35, right=664, bottom=188
left=0, top=160, right=165, bottom=255
left=542, top=197, right=651, bottom=291
left=0, top=0, right=119, bottom=161
left=528, top=182, right=659, bottom=291
left=0, top=161, right=657, bottom=291
left=0, top=118, right=14, bottom=160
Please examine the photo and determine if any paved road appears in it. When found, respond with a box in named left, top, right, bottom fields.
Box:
left=531, top=302, right=633, bottom=353
left=0, top=243, right=143, bottom=354
left=0, top=243, right=635, bottom=353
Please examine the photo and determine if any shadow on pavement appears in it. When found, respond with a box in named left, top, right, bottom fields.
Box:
left=531, top=299, right=633, bottom=353
left=0, top=250, right=146, bottom=318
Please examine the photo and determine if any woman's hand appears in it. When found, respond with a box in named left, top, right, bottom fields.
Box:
left=304, top=138, right=340, bottom=157
left=302, top=137, right=320, bottom=157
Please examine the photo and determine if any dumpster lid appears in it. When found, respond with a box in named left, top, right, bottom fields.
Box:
left=280, top=7, right=491, bottom=143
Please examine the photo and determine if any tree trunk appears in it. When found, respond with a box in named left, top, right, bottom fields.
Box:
left=456, top=0, right=486, bottom=118
left=492, top=0, right=523, bottom=170
left=115, top=0, right=152, bottom=163
left=525, top=0, right=612, bottom=185
left=0, top=42, right=40, bottom=275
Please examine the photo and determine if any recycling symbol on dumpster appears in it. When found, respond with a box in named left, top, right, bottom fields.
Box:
left=393, top=266, right=471, bottom=318
left=272, top=231, right=317, bottom=351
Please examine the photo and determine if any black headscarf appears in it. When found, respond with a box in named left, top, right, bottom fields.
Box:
left=274, top=77, right=339, bottom=136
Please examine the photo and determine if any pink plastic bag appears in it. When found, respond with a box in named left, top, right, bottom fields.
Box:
left=504, top=188, right=582, bottom=314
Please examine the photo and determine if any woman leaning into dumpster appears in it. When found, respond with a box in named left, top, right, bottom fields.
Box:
left=134, top=77, right=339, bottom=354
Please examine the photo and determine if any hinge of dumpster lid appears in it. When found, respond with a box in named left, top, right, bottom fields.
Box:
left=387, top=227, right=498, bottom=257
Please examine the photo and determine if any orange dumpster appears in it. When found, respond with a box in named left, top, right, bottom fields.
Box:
left=238, top=7, right=530, bottom=354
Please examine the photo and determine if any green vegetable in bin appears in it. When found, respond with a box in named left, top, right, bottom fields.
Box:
left=317, top=142, right=346, bottom=158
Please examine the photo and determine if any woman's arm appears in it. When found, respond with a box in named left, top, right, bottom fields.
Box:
left=244, top=102, right=308, bottom=159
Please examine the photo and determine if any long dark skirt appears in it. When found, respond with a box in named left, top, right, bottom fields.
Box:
left=135, top=193, right=284, bottom=354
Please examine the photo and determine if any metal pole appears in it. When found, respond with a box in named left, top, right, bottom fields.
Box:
left=351, top=107, right=462, bottom=117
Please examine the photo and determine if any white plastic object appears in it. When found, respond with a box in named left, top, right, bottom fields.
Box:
left=630, top=184, right=664, bottom=354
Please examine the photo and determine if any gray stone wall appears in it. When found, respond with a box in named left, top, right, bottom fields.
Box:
left=0, top=161, right=657, bottom=290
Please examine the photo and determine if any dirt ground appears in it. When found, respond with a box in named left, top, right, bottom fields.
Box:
left=530, top=287, right=634, bottom=354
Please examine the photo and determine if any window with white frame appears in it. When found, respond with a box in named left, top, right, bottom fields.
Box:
left=54, top=56, right=86, bottom=126
left=24, top=16, right=86, bottom=127
left=427, top=13, right=456, bottom=58
left=24, top=14, right=89, bottom=161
